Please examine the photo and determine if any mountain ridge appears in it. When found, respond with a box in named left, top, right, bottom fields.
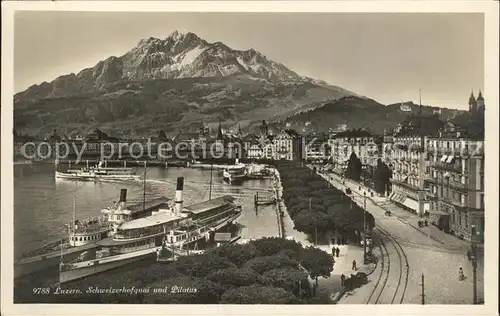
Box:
left=16, top=30, right=353, bottom=101
left=14, top=30, right=461, bottom=138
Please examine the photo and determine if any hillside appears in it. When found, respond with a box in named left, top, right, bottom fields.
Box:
left=276, top=97, right=464, bottom=134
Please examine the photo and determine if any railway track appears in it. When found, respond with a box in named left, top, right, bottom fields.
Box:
left=366, top=227, right=410, bottom=304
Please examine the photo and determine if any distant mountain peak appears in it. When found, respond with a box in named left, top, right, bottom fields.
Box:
left=15, top=30, right=356, bottom=103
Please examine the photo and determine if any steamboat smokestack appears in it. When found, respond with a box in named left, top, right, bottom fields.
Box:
left=119, top=189, right=127, bottom=208
left=175, top=177, right=184, bottom=215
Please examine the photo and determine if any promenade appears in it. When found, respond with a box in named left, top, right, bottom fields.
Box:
left=318, top=169, right=484, bottom=304
left=274, top=168, right=375, bottom=303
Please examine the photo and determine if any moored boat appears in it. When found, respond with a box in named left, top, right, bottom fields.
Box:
left=59, top=177, right=242, bottom=283
left=14, top=187, right=167, bottom=279
left=222, top=159, right=247, bottom=184
left=55, top=160, right=141, bottom=181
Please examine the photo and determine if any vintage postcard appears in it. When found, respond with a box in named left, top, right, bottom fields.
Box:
left=1, top=1, right=498, bottom=315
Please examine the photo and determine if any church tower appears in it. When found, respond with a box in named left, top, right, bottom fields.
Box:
left=476, top=90, right=485, bottom=110
left=468, top=90, right=477, bottom=113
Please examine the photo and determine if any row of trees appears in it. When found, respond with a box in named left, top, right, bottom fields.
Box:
left=23, top=238, right=333, bottom=304
left=276, top=161, right=375, bottom=244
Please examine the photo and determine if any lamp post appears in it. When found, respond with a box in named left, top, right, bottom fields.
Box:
left=363, top=191, right=367, bottom=263
left=471, top=224, right=478, bottom=304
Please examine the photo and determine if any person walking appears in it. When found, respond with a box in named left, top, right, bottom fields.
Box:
left=352, top=260, right=357, bottom=271
left=466, top=250, right=471, bottom=261
left=459, top=267, right=464, bottom=281
left=340, top=274, right=346, bottom=286
left=336, top=247, right=340, bottom=257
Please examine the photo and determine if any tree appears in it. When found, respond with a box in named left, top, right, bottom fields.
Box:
left=250, top=237, right=303, bottom=257
left=206, top=267, right=263, bottom=290
left=206, top=243, right=258, bottom=267
left=143, top=276, right=224, bottom=304
left=373, top=159, right=391, bottom=195
left=174, top=253, right=236, bottom=278
left=220, top=285, right=296, bottom=304
left=293, top=210, right=330, bottom=235
left=262, top=267, right=311, bottom=298
left=345, top=152, right=362, bottom=181
left=300, top=246, right=334, bottom=281
left=243, top=253, right=299, bottom=275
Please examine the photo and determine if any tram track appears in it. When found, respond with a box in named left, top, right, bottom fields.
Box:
left=366, top=226, right=410, bottom=304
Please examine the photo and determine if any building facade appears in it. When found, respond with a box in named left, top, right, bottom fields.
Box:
left=303, top=133, right=329, bottom=162
left=388, top=135, right=429, bottom=216
left=424, top=134, right=484, bottom=242
left=328, top=130, right=377, bottom=175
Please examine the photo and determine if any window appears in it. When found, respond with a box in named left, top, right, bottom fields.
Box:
left=480, top=194, right=485, bottom=209
left=458, top=212, right=462, bottom=225
left=465, top=213, right=468, bottom=228
left=452, top=210, right=456, bottom=223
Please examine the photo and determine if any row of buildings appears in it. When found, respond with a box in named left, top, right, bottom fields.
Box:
left=14, top=92, right=485, bottom=243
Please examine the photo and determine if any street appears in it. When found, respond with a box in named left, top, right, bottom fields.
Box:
left=319, top=171, right=484, bottom=304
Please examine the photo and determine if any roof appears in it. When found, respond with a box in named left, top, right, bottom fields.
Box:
left=118, top=209, right=183, bottom=230
left=126, top=196, right=171, bottom=213
left=183, top=195, right=236, bottom=215
left=331, top=129, right=373, bottom=138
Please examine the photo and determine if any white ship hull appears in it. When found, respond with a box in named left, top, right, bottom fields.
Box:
left=222, top=171, right=247, bottom=184
left=55, top=171, right=141, bottom=181
left=59, top=211, right=242, bottom=283
left=15, top=242, right=100, bottom=278
left=59, top=246, right=159, bottom=284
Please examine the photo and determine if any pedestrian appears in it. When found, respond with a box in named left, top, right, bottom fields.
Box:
left=424, top=219, right=428, bottom=226
left=336, top=247, right=340, bottom=257
left=340, top=274, right=346, bottom=286
left=466, top=250, right=471, bottom=261
left=459, top=267, right=464, bottom=281
left=352, top=260, right=357, bottom=271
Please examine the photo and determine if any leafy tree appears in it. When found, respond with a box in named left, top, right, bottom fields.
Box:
left=206, top=243, right=258, bottom=267
left=220, top=285, right=296, bottom=304
left=243, top=253, right=299, bottom=274
left=174, top=253, right=236, bottom=278
left=346, top=152, right=363, bottom=181
left=293, top=210, right=330, bottom=235
left=373, top=159, right=391, bottom=195
left=143, top=276, right=224, bottom=304
left=250, top=237, right=302, bottom=257
left=262, top=267, right=311, bottom=298
left=206, top=267, right=262, bottom=289
left=299, top=246, right=334, bottom=281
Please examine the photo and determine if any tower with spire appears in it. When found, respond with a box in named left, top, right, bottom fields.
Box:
left=476, top=90, right=485, bottom=110
left=468, top=90, right=477, bottom=113
left=214, top=120, right=225, bottom=157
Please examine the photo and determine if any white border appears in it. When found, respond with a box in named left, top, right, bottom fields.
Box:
left=1, top=1, right=499, bottom=316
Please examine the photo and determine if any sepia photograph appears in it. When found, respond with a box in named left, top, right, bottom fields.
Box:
left=1, top=1, right=498, bottom=315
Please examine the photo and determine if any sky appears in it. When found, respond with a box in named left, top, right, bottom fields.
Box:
left=14, top=12, right=484, bottom=110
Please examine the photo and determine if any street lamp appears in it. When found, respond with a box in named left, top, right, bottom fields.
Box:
left=470, top=224, right=478, bottom=304
left=363, top=191, right=367, bottom=263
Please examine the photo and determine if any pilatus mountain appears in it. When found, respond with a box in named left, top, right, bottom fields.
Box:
left=14, top=31, right=461, bottom=137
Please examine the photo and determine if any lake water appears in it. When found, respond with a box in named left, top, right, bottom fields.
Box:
left=13, top=163, right=279, bottom=259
